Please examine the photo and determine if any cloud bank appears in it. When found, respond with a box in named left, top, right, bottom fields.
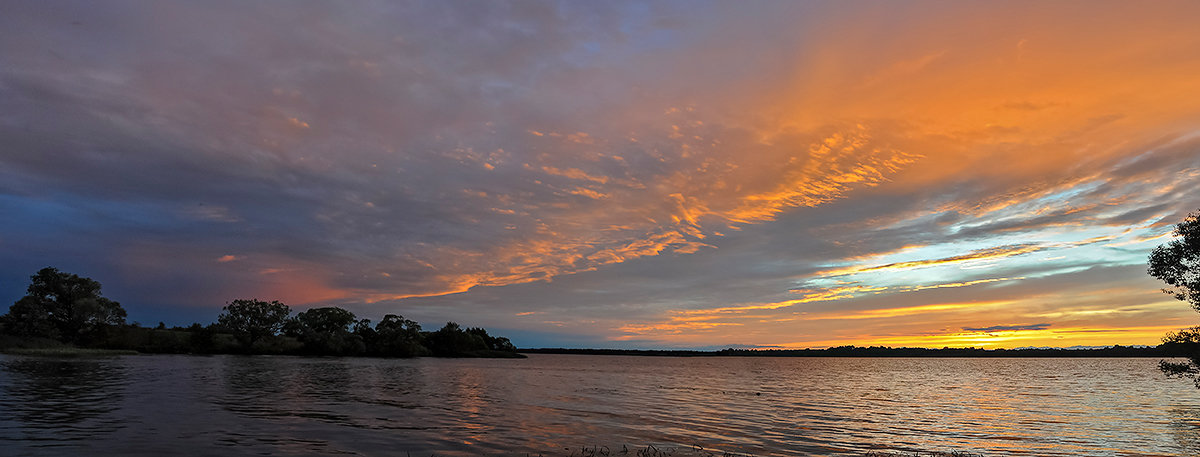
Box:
left=2, top=1, right=1199, bottom=347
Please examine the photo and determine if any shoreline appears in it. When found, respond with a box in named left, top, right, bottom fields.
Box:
left=519, top=345, right=1178, bottom=358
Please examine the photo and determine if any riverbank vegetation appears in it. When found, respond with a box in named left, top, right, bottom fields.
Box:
left=0, top=267, right=521, bottom=358
left=1150, top=210, right=1200, bottom=386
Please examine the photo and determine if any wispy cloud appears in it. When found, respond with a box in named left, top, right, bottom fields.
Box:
left=963, top=323, right=1052, bottom=333
left=1, top=1, right=1199, bottom=348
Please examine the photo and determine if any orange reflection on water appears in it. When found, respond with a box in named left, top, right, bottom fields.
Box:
left=781, top=324, right=1187, bottom=349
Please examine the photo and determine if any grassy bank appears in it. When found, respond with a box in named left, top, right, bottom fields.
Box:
left=1, top=347, right=139, bottom=357
left=0, top=334, right=137, bottom=357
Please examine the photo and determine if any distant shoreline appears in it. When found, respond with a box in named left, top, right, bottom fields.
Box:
left=520, top=345, right=1180, bottom=357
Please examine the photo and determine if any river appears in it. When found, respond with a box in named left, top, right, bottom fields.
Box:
left=2, top=354, right=1198, bottom=456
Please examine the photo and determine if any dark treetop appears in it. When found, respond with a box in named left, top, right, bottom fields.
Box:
left=1, top=268, right=521, bottom=358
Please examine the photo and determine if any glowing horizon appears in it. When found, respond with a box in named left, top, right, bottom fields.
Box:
left=2, top=1, right=1200, bottom=349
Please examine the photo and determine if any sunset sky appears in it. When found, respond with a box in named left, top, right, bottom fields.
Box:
left=3, top=1, right=1200, bottom=349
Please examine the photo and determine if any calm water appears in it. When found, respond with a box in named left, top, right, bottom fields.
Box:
left=2, top=354, right=1199, bottom=456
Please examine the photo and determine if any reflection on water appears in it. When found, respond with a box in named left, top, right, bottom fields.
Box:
left=218, top=356, right=297, bottom=419
left=1, top=355, right=1200, bottom=456
left=0, top=357, right=128, bottom=447
left=1169, top=407, right=1200, bottom=452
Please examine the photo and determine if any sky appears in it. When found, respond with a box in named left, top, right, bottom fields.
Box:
left=2, top=1, right=1200, bottom=349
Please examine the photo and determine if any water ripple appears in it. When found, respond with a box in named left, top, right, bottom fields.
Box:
left=3, top=355, right=1200, bottom=456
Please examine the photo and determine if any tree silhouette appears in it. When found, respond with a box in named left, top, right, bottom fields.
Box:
left=286, top=306, right=363, bottom=355
left=2, top=267, right=126, bottom=343
left=425, top=321, right=488, bottom=356
left=1150, top=210, right=1200, bottom=309
left=372, top=314, right=426, bottom=357
left=216, top=299, right=290, bottom=349
left=1150, top=210, right=1200, bottom=386
left=466, top=326, right=517, bottom=352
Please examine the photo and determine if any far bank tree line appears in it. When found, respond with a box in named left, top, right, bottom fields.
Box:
left=0, top=268, right=521, bottom=358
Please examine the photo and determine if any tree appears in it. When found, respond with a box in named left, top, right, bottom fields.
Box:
left=352, top=318, right=377, bottom=349
left=187, top=323, right=220, bottom=354
left=2, top=267, right=126, bottom=343
left=425, top=321, right=488, bottom=356
left=216, top=299, right=290, bottom=349
left=466, top=326, right=517, bottom=352
left=372, top=314, right=426, bottom=357
left=1150, top=210, right=1200, bottom=309
left=285, top=306, right=363, bottom=355
left=1151, top=210, right=1200, bottom=386
left=292, top=307, right=357, bottom=334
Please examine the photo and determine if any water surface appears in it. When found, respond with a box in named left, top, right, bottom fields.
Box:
left=2, top=354, right=1198, bottom=456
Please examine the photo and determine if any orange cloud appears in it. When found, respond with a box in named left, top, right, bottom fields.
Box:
left=817, top=244, right=1044, bottom=277
left=565, top=187, right=609, bottom=199
left=216, top=3, right=1200, bottom=346
left=540, top=166, right=610, bottom=184
left=801, top=300, right=1013, bottom=321
left=287, top=117, right=309, bottom=129
left=897, top=277, right=1024, bottom=292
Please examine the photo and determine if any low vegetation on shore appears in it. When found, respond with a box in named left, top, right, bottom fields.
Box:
left=0, top=267, right=522, bottom=358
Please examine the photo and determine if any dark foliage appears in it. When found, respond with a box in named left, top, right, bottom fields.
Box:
left=1159, top=326, right=1200, bottom=387
left=425, top=322, right=487, bottom=357
left=467, top=327, right=518, bottom=352
left=0, top=267, right=126, bottom=343
left=285, top=307, right=365, bottom=356
left=1150, top=211, right=1200, bottom=387
left=369, top=314, right=428, bottom=357
left=216, top=299, right=291, bottom=350
left=0, top=269, right=515, bottom=359
left=186, top=323, right=220, bottom=353
left=421, top=322, right=523, bottom=358
left=1149, top=211, right=1200, bottom=309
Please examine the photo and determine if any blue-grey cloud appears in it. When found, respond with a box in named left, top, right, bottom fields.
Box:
left=963, top=323, right=1052, bottom=333
left=2, top=1, right=1200, bottom=349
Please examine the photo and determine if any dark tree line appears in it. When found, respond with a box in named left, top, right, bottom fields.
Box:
left=0, top=268, right=520, bottom=358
